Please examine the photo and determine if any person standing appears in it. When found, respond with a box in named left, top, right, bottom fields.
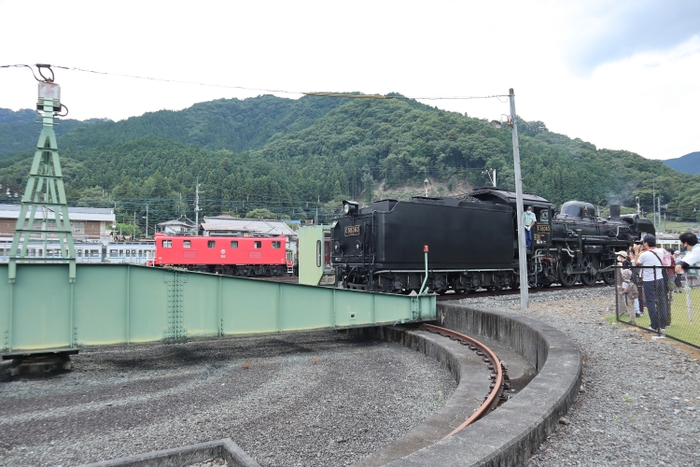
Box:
left=675, top=232, right=700, bottom=274
left=617, top=269, right=638, bottom=325
left=524, top=206, right=536, bottom=252
left=615, top=251, right=635, bottom=322
left=634, top=235, right=668, bottom=333
left=673, top=250, right=683, bottom=290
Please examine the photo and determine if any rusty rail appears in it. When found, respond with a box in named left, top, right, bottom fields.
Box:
left=421, top=323, right=508, bottom=436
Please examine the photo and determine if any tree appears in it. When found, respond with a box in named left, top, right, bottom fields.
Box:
left=245, top=208, right=277, bottom=219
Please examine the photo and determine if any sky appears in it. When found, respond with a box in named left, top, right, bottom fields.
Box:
left=1, top=0, right=699, bottom=161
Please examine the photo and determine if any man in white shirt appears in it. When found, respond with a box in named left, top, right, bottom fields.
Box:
left=634, top=234, right=668, bottom=332
left=675, top=232, right=700, bottom=273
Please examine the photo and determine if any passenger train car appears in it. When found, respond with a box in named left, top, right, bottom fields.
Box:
left=0, top=240, right=155, bottom=264
left=330, top=187, right=655, bottom=294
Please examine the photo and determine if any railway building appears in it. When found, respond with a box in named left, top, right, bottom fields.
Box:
left=0, top=204, right=115, bottom=243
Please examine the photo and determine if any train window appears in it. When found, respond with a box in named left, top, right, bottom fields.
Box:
left=539, top=209, right=549, bottom=222
left=254, top=241, right=262, bottom=249
left=126, top=250, right=131, bottom=258
left=230, top=241, right=238, bottom=248
left=92, top=250, right=100, bottom=258
left=76, top=249, right=82, bottom=257
left=119, top=249, right=124, bottom=257
left=272, top=241, right=281, bottom=249
left=208, top=240, right=215, bottom=248
left=110, top=249, right=118, bottom=257
left=183, top=241, right=191, bottom=248
left=162, top=240, right=172, bottom=248
left=316, top=240, right=322, bottom=267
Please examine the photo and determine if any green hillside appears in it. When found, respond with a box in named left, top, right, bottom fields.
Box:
left=1, top=94, right=699, bottom=229
left=58, top=94, right=346, bottom=154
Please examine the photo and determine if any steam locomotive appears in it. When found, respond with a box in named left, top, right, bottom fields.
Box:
left=330, top=187, right=654, bottom=294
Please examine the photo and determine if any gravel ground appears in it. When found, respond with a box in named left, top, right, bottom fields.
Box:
left=2, top=287, right=698, bottom=467
left=0, top=331, right=455, bottom=467
left=461, top=287, right=700, bottom=467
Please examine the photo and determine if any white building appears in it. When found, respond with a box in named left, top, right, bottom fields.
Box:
left=0, top=204, right=115, bottom=242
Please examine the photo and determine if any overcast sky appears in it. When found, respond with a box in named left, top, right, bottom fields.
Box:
left=1, top=0, right=699, bottom=160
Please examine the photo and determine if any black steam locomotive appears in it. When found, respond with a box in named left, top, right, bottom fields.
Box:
left=331, top=187, right=654, bottom=294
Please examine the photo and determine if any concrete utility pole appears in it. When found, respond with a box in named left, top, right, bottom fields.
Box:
left=144, top=205, right=149, bottom=238
left=509, top=89, right=529, bottom=310
left=194, top=180, right=202, bottom=235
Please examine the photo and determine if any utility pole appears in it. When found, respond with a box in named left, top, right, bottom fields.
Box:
left=143, top=204, right=149, bottom=238
left=509, top=89, right=528, bottom=310
left=194, top=179, right=202, bottom=235
left=133, top=212, right=136, bottom=239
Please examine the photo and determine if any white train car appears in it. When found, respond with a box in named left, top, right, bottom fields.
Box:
left=0, top=240, right=155, bottom=265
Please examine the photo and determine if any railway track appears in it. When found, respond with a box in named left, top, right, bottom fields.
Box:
left=420, top=324, right=510, bottom=435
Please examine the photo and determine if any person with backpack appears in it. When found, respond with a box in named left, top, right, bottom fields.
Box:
left=634, top=235, right=669, bottom=333
left=617, top=268, right=638, bottom=325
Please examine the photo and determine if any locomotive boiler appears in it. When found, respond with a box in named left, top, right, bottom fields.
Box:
left=331, top=187, right=654, bottom=294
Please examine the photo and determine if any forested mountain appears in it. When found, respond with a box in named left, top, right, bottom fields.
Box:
left=58, top=94, right=347, bottom=154
left=664, top=152, right=700, bottom=175
left=1, top=94, right=699, bottom=230
left=0, top=108, right=86, bottom=159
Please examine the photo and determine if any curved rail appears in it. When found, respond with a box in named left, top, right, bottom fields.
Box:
left=421, top=323, right=508, bottom=436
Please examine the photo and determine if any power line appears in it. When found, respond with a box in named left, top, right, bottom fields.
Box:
left=2, top=63, right=508, bottom=102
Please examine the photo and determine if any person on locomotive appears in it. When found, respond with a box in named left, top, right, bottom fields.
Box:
left=523, top=205, right=536, bottom=251
left=634, top=234, right=669, bottom=332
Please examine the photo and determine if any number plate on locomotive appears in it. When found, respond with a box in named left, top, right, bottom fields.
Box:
left=344, top=225, right=361, bottom=237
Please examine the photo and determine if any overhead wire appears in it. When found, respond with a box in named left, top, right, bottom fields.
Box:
left=1, top=63, right=509, bottom=102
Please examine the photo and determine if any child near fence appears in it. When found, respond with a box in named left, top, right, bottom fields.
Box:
left=618, top=269, right=638, bottom=325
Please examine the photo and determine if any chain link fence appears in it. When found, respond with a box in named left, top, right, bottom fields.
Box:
left=615, top=265, right=700, bottom=348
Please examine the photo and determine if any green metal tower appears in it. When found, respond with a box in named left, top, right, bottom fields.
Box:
left=8, top=66, right=75, bottom=283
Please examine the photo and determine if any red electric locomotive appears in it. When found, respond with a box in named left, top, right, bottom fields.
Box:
left=153, top=233, right=289, bottom=276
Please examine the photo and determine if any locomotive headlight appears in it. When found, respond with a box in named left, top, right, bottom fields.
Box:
left=333, top=241, right=341, bottom=252
left=343, top=200, right=359, bottom=216
left=355, top=240, right=362, bottom=251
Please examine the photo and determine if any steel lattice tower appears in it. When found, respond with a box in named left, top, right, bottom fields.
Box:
left=9, top=73, right=75, bottom=283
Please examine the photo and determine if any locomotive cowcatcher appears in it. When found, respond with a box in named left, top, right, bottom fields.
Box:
left=153, top=233, right=289, bottom=276
left=331, top=187, right=654, bottom=294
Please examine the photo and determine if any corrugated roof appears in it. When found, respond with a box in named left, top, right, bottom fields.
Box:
left=0, top=204, right=115, bottom=222
left=201, top=217, right=297, bottom=237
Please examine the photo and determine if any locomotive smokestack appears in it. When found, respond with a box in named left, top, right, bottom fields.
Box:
left=610, top=205, right=620, bottom=219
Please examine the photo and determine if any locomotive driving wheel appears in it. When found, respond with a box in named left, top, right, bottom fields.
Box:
left=600, top=261, right=616, bottom=285
left=580, top=254, right=598, bottom=286
left=558, top=257, right=579, bottom=287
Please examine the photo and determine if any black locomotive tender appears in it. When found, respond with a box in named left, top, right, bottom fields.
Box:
left=331, top=187, right=654, bottom=294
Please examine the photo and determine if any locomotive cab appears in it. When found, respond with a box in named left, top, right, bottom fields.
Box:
left=467, top=187, right=554, bottom=253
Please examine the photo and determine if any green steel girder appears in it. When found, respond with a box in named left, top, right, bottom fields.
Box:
left=0, top=263, right=436, bottom=355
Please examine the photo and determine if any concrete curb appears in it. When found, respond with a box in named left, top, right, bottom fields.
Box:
left=371, top=302, right=582, bottom=467
left=77, top=438, right=261, bottom=467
